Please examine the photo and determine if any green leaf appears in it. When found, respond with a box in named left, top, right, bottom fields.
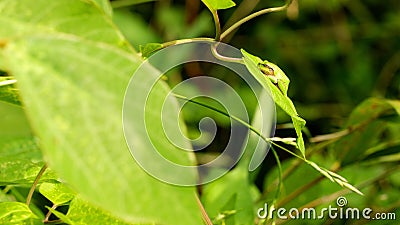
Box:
left=45, top=196, right=135, bottom=225
left=0, top=101, right=57, bottom=185
left=241, top=49, right=306, bottom=157
left=0, top=202, right=37, bottom=224
left=139, top=43, right=164, bottom=58
left=0, top=137, right=57, bottom=185
left=39, top=182, right=75, bottom=205
left=201, top=0, right=236, bottom=11
left=45, top=207, right=73, bottom=224
left=0, top=80, right=21, bottom=106
left=362, top=143, right=400, bottom=164
left=0, top=0, right=201, bottom=224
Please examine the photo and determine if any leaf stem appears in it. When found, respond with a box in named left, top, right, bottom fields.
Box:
left=43, top=204, right=58, bottom=223
left=196, top=194, right=213, bottom=225
left=161, top=37, right=214, bottom=48
left=212, top=10, right=222, bottom=40
left=271, top=146, right=283, bottom=201
left=220, top=0, right=293, bottom=41
left=26, top=164, right=48, bottom=206
left=210, top=43, right=244, bottom=64
left=173, top=93, right=266, bottom=142
left=173, top=93, right=304, bottom=160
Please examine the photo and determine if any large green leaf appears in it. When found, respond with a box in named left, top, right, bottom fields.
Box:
left=0, top=0, right=201, bottom=224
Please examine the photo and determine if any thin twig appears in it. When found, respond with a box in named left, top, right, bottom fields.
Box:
left=26, top=164, right=48, bottom=206
left=210, top=43, right=244, bottom=64
left=271, top=146, right=283, bottom=201
left=310, top=129, right=349, bottom=143
left=212, top=10, right=221, bottom=40
left=220, top=0, right=293, bottom=41
left=310, top=112, right=385, bottom=143
left=196, top=194, right=213, bottom=225
left=222, top=0, right=260, bottom=42
left=43, top=204, right=58, bottom=223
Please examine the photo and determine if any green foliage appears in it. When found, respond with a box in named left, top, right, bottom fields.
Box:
left=201, top=0, right=236, bottom=11
left=0, top=138, right=56, bottom=185
left=0, top=202, right=40, bottom=224
left=39, top=182, right=75, bottom=205
left=0, top=79, right=21, bottom=106
left=202, top=169, right=254, bottom=225
left=333, top=98, right=400, bottom=166
left=48, top=196, right=135, bottom=225
left=139, top=43, right=164, bottom=58
left=1, top=0, right=399, bottom=224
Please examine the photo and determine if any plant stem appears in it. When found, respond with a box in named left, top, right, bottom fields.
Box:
left=212, top=10, right=221, bottom=40
left=2, top=185, right=12, bottom=194
left=196, top=194, right=213, bottom=225
left=173, top=93, right=304, bottom=161
left=220, top=0, right=293, bottom=41
left=26, top=164, right=48, bottom=206
left=173, top=93, right=263, bottom=139
left=271, top=146, right=283, bottom=201
left=260, top=159, right=301, bottom=202
left=161, top=37, right=215, bottom=48
left=43, top=204, right=58, bottom=223
left=210, top=43, right=244, bottom=64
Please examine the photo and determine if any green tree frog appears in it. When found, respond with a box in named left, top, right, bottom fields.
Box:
left=258, top=61, right=290, bottom=96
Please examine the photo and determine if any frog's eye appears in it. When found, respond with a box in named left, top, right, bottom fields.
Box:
left=258, top=62, right=275, bottom=76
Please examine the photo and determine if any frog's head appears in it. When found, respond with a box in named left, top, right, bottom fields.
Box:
left=258, top=61, right=275, bottom=76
